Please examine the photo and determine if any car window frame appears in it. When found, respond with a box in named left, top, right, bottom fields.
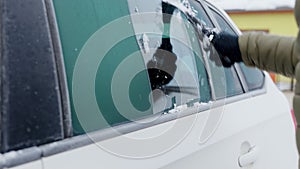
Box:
left=189, top=0, right=245, bottom=99
left=201, top=0, right=266, bottom=94
left=45, top=0, right=73, bottom=138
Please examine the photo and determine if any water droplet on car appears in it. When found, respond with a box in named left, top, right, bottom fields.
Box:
left=26, top=128, right=31, bottom=133
left=134, top=7, right=139, bottom=13
left=25, top=85, right=31, bottom=90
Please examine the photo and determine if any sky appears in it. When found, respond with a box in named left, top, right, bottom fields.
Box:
left=207, top=0, right=295, bottom=11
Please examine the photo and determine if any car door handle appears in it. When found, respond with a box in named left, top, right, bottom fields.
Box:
left=238, top=146, right=259, bottom=167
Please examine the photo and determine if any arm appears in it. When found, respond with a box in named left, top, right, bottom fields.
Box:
left=239, top=32, right=299, bottom=77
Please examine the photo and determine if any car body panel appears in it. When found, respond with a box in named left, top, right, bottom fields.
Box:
left=0, top=0, right=297, bottom=169
left=45, top=0, right=298, bottom=168
left=42, top=74, right=298, bottom=169
left=8, top=161, right=42, bottom=169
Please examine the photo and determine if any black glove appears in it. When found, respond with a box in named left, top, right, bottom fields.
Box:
left=210, top=31, right=242, bottom=67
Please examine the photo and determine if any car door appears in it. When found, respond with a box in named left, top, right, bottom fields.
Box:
left=159, top=1, right=297, bottom=169
left=206, top=1, right=298, bottom=168
left=42, top=0, right=220, bottom=168
left=41, top=0, right=298, bottom=169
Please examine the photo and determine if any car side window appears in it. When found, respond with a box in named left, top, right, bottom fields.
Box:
left=53, top=0, right=155, bottom=134
left=189, top=0, right=213, bottom=27
left=190, top=1, right=243, bottom=98
left=239, top=63, right=265, bottom=91
left=206, top=44, right=244, bottom=99
left=209, top=7, right=265, bottom=91
left=53, top=0, right=213, bottom=135
left=129, top=1, right=211, bottom=113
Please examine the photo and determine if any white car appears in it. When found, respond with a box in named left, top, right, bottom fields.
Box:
left=1, top=0, right=297, bottom=168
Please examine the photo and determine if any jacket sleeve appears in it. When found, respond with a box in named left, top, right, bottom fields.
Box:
left=238, top=32, right=299, bottom=77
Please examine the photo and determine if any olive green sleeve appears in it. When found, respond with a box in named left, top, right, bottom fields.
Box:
left=238, top=32, right=299, bottom=77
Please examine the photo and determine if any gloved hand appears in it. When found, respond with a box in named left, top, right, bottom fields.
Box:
left=210, top=31, right=243, bottom=67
